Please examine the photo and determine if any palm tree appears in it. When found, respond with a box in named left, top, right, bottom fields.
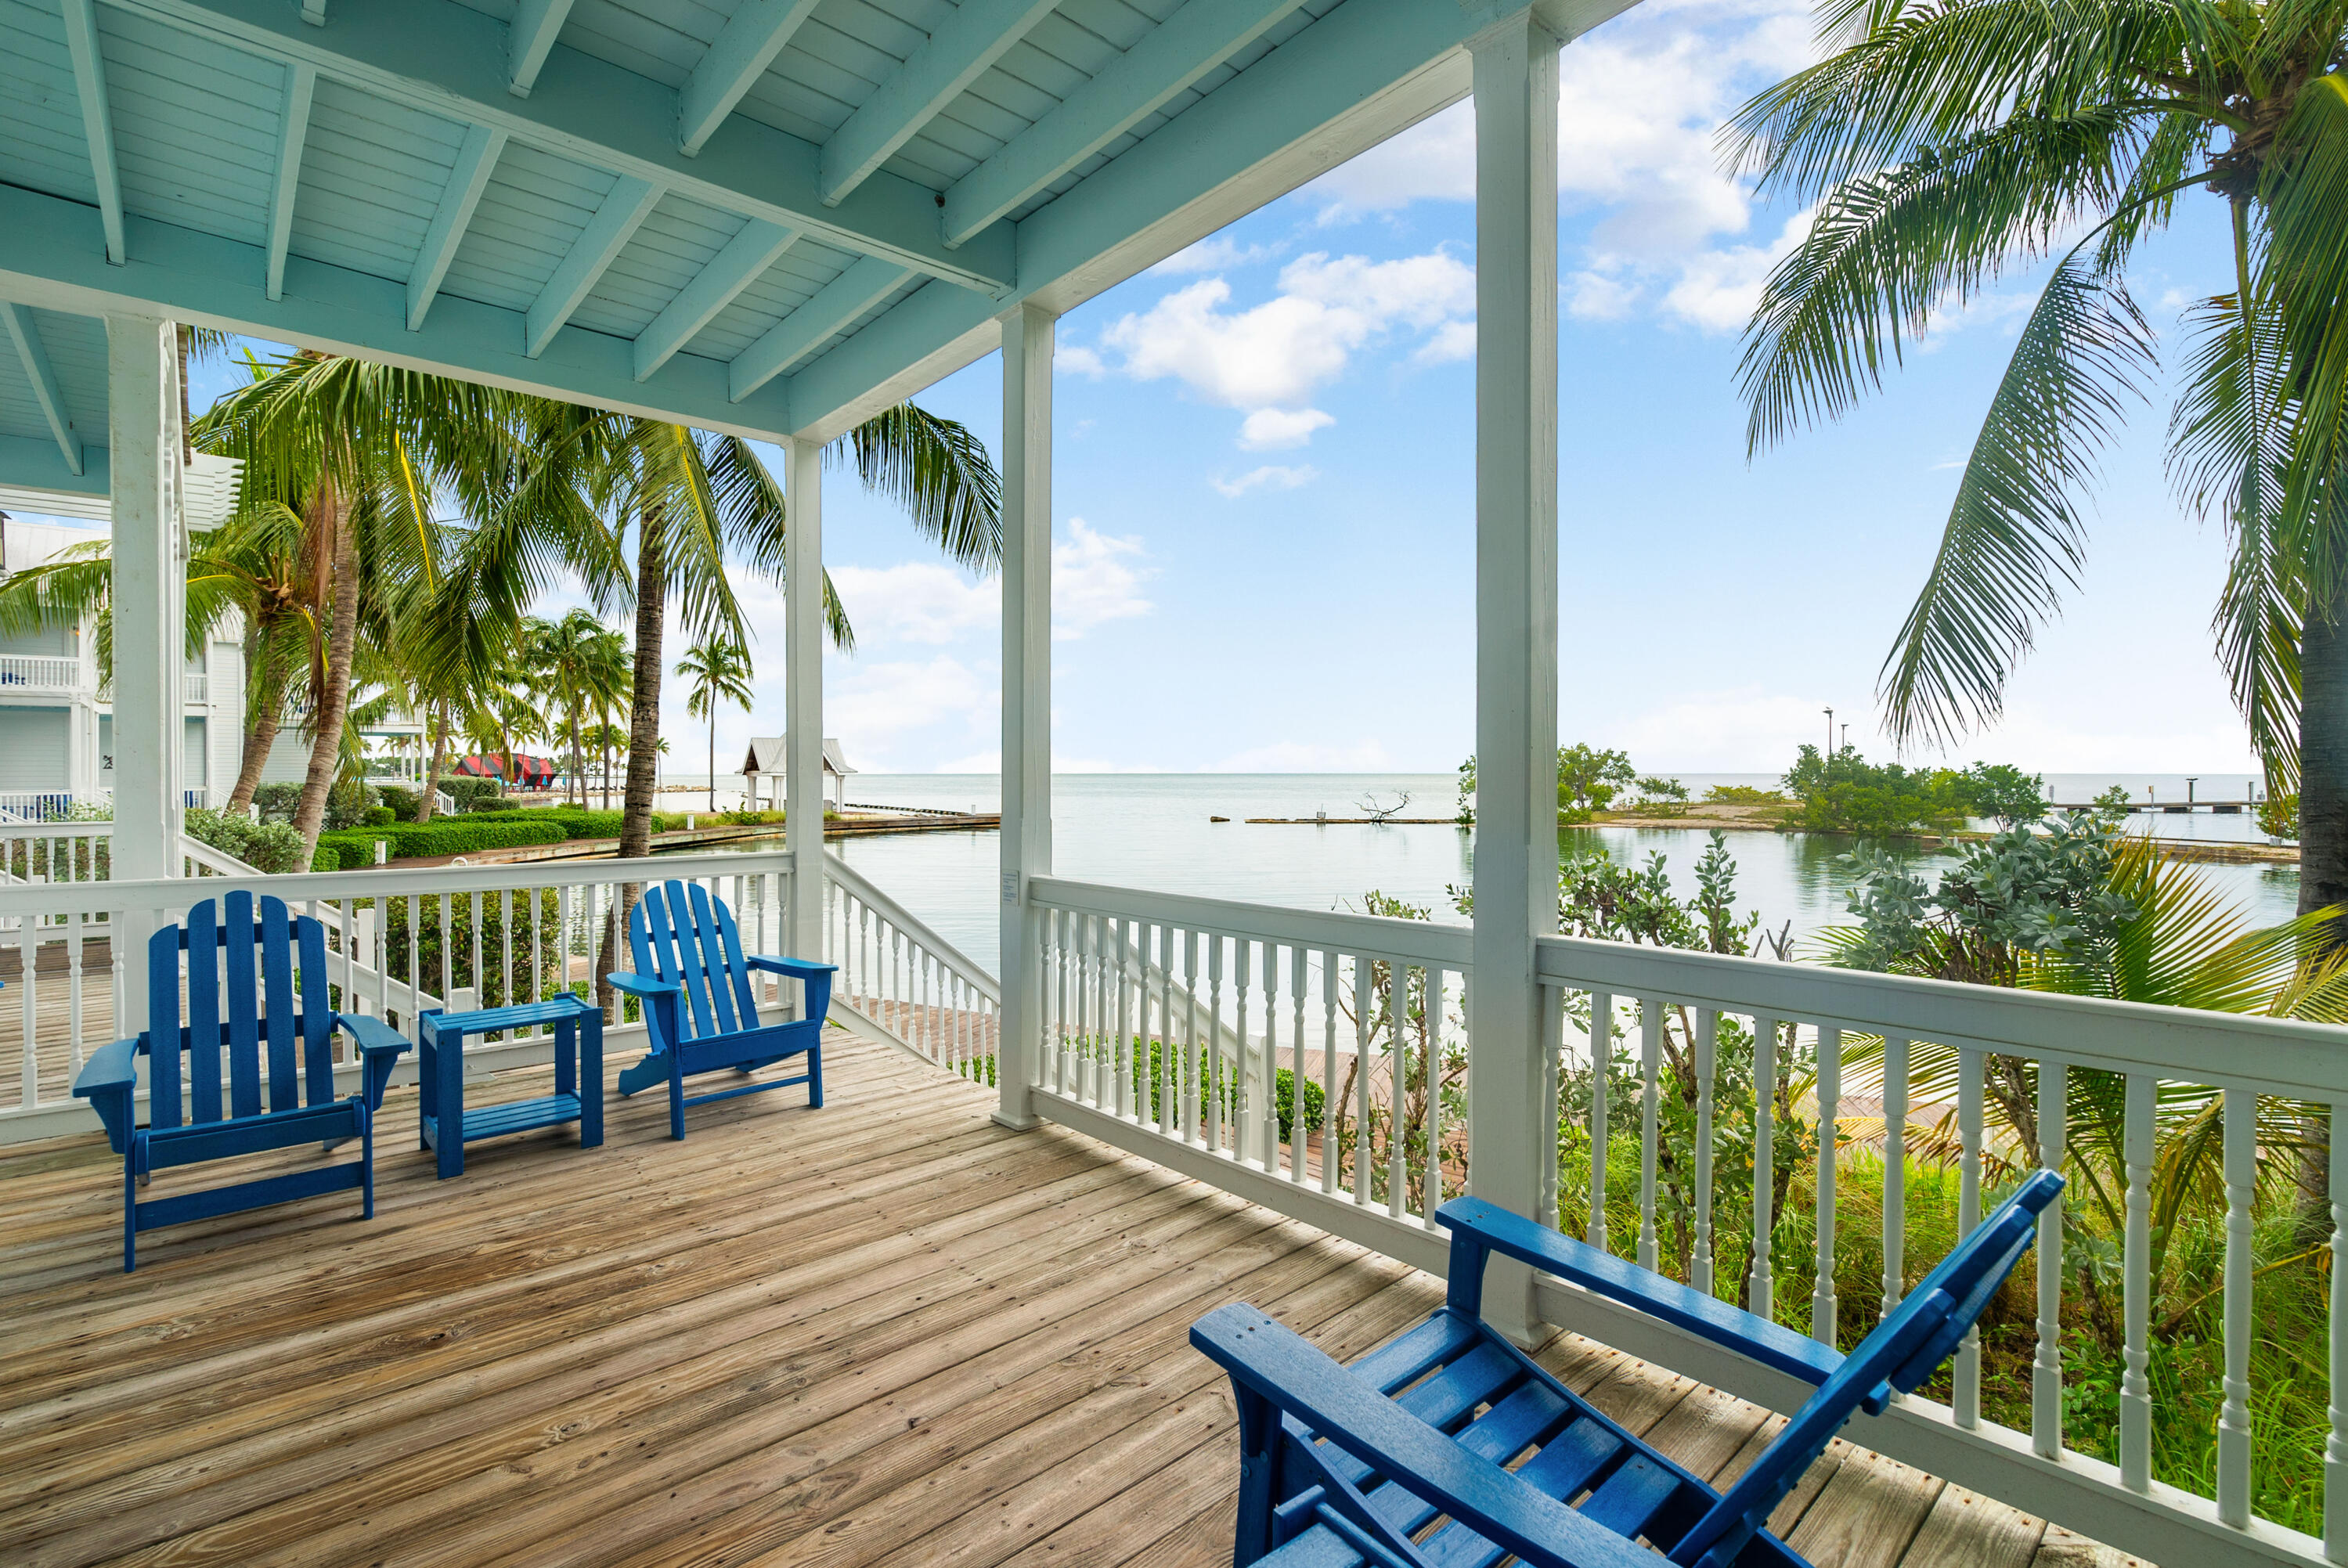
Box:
left=677, top=636, right=754, bottom=813
left=193, top=353, right=539, bottom=860
left=1729, top=1, right=2348, bottom=929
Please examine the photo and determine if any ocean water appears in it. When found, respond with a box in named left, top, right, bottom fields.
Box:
left=680, top=773, right=2303, bottom=977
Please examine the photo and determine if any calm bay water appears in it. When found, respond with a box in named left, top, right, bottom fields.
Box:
left=758, top=773, right=2303, bottom=977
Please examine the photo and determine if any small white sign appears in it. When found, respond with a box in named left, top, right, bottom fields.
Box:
left=1001, top=871, right=1020, bottom=905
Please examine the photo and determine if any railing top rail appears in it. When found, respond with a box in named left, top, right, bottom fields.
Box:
left=0, top=847, right=796, bottom=918
left=0, top=820, right=112, bottom=839
left=824, top=851, right=1001, bottom=1000
left=1537, top=931, right=2348, bottom=1098
left=1030, top=875, right=1473, bottom=968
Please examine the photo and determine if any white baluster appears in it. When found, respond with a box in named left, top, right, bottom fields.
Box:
left=1386, top=956, right=1406, bottom=1217
left=17, top=915, right=35, bottom=1108
left=1354, top=953, right=1372, bottom=1199
left=2328, top=1100, right=2348, bottom=1559
left=1750, top=1015, right=1776, bottom=1319
left=1235, top=939, right=1254, bottom=1162
left=1291, top=945, right=1308, bottom=1184
left=2033, top=1059, right=2068, bottom=1461
left=2121, top=1072, right=2153, bottom=1491
left=1693, top=1007, right=1715, bottom=1296
left=1207, top=935, right=1227, bottom=1152
left=1589, top=988, right=1612, bottom=1251
left=1321, top=947, right=1339, bottom=1195
left=1882, top=1033, right=1908, bottom=1316
left=1183, top=930, right=1202, bottom=1145
left=1955, top=1046, right=1984, bottom=1427
left=1423, top=965, right=1445, bottom=1217
left=1638, top=998, right=1661, bottom=1273
left=1813, top=1025, right=1840, bottom=1346
left=2218, top=1083, right=2254, bottom=1525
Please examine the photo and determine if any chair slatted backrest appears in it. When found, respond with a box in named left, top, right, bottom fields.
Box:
left=629, top=881, right=759, bottom=1042
left=144, top=892, right=337, bottom=1130
left=1670, top=1168, right=2064, bottom=1568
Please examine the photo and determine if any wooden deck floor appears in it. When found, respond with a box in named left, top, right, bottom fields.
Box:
left=0, top=1034, right=2145, bottom=1568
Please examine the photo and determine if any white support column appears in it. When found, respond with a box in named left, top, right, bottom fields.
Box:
left=1464, top=12, right=1561, bottom=1346
left=109, top=314, right=180, bottom=1022
left=995, top=301, right=1053, bottom=1130
left=785, top=438, right=826, bottom=974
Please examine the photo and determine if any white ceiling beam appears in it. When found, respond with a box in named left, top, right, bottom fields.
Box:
left=264, top=62, right=317, bottom=301
left=817, top=0, right=1059, bottom=208
left=0, top=181, right=798, bottom=439
left=525, top=175, right=661, bottom=357
left=677, top=0, right=824, bottom=157
left=728, top=256, right=906, bottom=402
left=408, top=124, right=507, bottom=331
left=506, top=0, right=575, bottom=96
left=942, top=0, right=1309, bottom=247
left=633, top=218, right=796, bottom=381
left=0, top=303, right=82, bottom=476
left=113, top=0, right=1017, bottom=293
left=60, top=0, right=126, bottom=266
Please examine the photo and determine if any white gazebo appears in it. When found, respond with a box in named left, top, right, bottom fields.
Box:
left=740, top=734, right=853, bottom=809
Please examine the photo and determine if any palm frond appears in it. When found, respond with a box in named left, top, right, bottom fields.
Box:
left=837, top=404, right=1004, bottom=574
left=1879, top=250, right=2158, bottom=748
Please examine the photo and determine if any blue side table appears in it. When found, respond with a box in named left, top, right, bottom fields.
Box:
left=418, top=994, right=604, bottom=1179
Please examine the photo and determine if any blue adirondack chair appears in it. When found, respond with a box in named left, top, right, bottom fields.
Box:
left=1191, top=1170, right=2065, bottom=1568
left=70, top=892, right=413, bottom=1272
left=606, top=879, right=835, bottom=1140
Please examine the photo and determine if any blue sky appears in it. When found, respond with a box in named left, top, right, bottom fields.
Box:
left=160, top=0, right=2257, bottom=777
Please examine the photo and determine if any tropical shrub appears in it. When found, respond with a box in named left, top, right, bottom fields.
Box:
left=374, top=886, right=567, bottom=1011
left=469, top=796, right=518, bottom=813
left=1781, top=744, right=1972, bottom=834
left=251, top=782, right=303, bottom=824
left=1957, top=762, right=2049, bottom=827
left=377, top=785, right=420, bottom=822
left=323, top=780, right=382, bottom=831
left=440, top=777, right=503, bottom=812
left=2261, top=791, right=2299, bottom=842
left=184, top=806, right=308, bottom=875
left=1703, top=784, right=1790, bottom=806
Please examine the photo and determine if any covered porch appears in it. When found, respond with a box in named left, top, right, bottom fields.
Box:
left=0, top=0, right=2340, bottom=1564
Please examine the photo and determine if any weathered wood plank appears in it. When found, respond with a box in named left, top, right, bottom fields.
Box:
left=0, top=1034, right=2143, bottom=1568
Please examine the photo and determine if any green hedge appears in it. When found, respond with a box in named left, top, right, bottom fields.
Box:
left=316, top=815, right=572, bottom=867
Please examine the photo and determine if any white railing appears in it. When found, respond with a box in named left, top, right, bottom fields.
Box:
left=0, top=849, right=799, bottom=1137
left=821, top=851, right=999, bottom=1072
left=0, top=654, right=84, bottom=692
left=0, top=791, right=94, bottom=823
left=1026, top=878, right=1473, bottom=1235
left=1531, top=932, right=2348, bottom=1568
left=182, top=672, right=208, bottom=704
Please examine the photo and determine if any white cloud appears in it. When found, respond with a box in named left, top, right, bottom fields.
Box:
left=828, top=561, right=995, bottom=645
left=1052, top=518, right=1152, bottom=638
left=1057, top=344, right=1107, bottom=377
left=1610, top=689, right=1865, bottom=771
left=1658, top=209, right=1811, bottom=333
left=828, top=655, right=996, bottom=770
left=1098, top=250, right=1476, bottom=410
left=1213, top=464, right=1319, bottom=499
left=1567, top=272, right=1641, bottom=322
left=1150, top=235, right=1279, bottom=274
left=1413, top=320, right=1477, bottom=365
left=1304, top=105, right=1476, bottom=219
left=1239, top=407, right=1336, bottom=449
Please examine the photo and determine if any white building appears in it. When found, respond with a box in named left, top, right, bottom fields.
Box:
left=739, top=735, right=854, bottom=810
left=0, top=490, right=426, bottom=817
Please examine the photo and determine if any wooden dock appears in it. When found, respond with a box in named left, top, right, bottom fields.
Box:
left=0, top=1035, right=2145, bottom=1568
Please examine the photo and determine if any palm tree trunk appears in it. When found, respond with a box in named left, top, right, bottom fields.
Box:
left=599, top=504, right=666, bottom=1010
left=225, top=638, right=284, bottom=813
left=709, top=716, right=716, bottom=813
left=2300, top=568, right=2348, bottom=930
left=417, top=702, right=453, bottom=825
left=290, top=473, right=356, bottom=858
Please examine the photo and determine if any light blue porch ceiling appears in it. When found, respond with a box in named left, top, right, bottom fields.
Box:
left=0, top=0, right=1633, bottom=445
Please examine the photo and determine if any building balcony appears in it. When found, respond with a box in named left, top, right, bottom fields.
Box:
left=2, top=662, right=212, bottom=706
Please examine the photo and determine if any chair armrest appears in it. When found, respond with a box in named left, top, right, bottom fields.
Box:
left=337, top=1012, right=413, bottom=1112
left=745, top=955, right=837, bottom=979
left=605, top=971, right=682, bottom=999
left=73, top=1036, right=142, bottom=1153
left=1190, top=1305, right=1668, bottom=1568
left=1437, top=1197, right=1841, bottom=1389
